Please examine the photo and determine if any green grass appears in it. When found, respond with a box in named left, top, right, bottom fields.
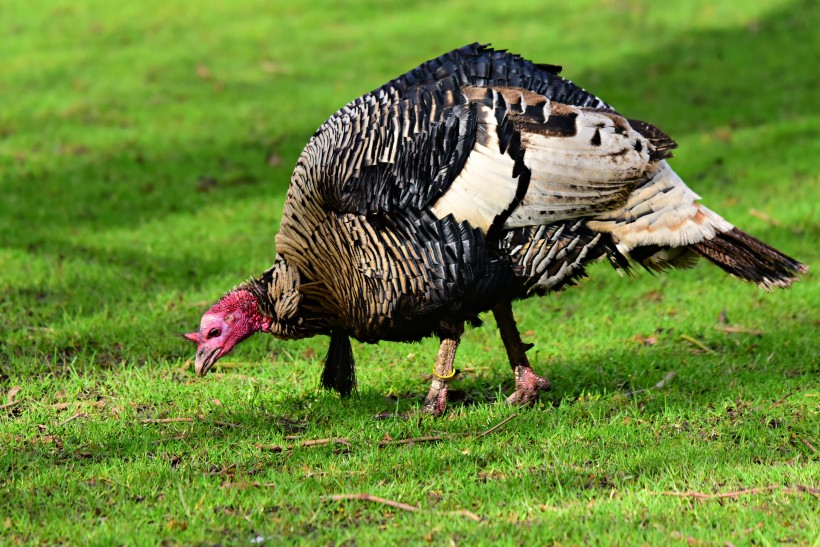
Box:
left=1, top=0, right=818, bottom=544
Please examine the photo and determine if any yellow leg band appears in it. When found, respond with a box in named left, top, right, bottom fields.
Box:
left=432, top=366, right=456, bottom=381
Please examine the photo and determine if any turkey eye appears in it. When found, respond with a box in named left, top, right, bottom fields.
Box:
left=207, top=328, right=221, bottom=339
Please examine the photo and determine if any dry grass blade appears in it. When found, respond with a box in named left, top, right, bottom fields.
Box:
left=59, top=412, right=86, bottom=427
left=178, top=483, right=191, bottom=520
left=378, top=435, right=445, bottom=447
left=716, top=325, right=764, bottom=336
left=140, top=416, right=240, bottom=427
left=625, top=371, right=677, bottom=397
left=141, top=417, right=196, bottom=424
left=449, top=509, right=482, bottom=522
left=660, top=485, right=780, bottom=499
left=679, top=334, right=716, bottom=354
left=321, top=493, right=420, bottom=513
left=0, top=400, right=21, bottom=411
left=653, top=371, right=677, bottom=389
left=658, top=484, right=820, bottom=500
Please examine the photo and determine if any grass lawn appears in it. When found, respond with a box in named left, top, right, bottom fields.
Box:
left=1, top=0, right=818, bottom=544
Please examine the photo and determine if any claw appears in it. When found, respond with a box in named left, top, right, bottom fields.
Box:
left=505, top=365, right=551, bottom=406
left=422, top=380, right=449, bottom=416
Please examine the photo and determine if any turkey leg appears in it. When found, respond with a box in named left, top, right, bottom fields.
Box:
left=492, top=301, right=551, bottom=405
left=422, top=328, right=463, bottom=416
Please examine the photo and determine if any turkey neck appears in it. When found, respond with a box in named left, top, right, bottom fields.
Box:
left=245, top=256, right=327, bottom=341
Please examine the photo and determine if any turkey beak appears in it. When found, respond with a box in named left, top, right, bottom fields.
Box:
left=195, top=346, right=221, bottom=377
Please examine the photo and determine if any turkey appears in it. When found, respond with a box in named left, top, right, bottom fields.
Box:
left=185, top=43, right=806, bottom=415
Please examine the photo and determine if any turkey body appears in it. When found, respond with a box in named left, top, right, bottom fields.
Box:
left=246, top=43, right=805, bottom=409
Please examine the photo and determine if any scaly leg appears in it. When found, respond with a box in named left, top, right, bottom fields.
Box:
left=422, top=326, right=463, bottom=416
left=492, top=300, right=551, bottom=405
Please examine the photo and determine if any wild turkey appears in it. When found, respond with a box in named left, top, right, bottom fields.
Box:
left=185, top=43, right=806, bottom=415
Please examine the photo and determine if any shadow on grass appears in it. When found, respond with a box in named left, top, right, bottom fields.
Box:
left=270, top=315, right=818, bottom=416
left=3, top=332, right=815, bottom=488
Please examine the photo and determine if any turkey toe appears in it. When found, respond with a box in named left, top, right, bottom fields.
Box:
left=505, top=366, right=551, bottom=406
left=422, top=382, right=450, bottom=416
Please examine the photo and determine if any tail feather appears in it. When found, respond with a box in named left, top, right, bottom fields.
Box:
left=690, top=228, right=807, bottom=290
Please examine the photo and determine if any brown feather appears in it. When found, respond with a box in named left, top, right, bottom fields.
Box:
left=690, top=228, right=807, bottom=290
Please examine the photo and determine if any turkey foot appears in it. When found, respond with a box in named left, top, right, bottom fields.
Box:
left=493, top=301, right=551, bottom=406
left=422, top=334, right=461, bottom=416
left=506, top=365, right=551, bottom=405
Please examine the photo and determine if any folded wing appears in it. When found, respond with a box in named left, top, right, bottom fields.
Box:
left=429, top=85, right=676, bottom=235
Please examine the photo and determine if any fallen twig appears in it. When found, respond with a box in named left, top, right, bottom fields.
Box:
left=300, top=437, right=351, bottom=448
left=768, top=391, right=795, bottom=410
left=792, top=434, right=818, bottom=454
left=255, top=437, right=351, bottom=453
left=0, top=400, right=21, bottom=411
left=321, top=493, right=419, bottom=512
left=477, top=413, right=519, bottom=437
left=658, top=484, right=820, bottom=500
left=626, top=371, right=677, bottom=397
left=378, top=413, right=519, bottom=446
left=320, top=493, right=483, bottom=521
left=653, top=371, right=677, bottom=390
left=679, top=334, right=716, bottom=354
